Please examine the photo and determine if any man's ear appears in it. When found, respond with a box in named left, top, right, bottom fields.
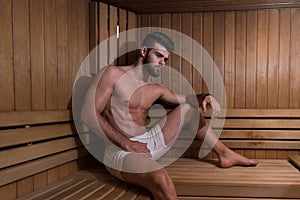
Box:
left=140, top=46, right=148, bottom=57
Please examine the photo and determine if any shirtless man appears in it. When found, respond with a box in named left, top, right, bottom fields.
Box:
left=81, top=32, right=258, bottom=200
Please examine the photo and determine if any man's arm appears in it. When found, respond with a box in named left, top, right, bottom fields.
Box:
left=158, top=86, right=221, bottom=118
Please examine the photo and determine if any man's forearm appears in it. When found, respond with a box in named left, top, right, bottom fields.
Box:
left=95, top=113, right=130, bottom=149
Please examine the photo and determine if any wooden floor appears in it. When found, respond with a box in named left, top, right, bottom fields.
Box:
left=17, top=158, right=300, bottom=200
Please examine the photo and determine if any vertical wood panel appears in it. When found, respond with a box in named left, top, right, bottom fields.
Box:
left=44, top=0, right=58, bottom=110
left=99, top=2, right=109, bottom=70
left=109, top=6, right=118, bottom=65
left=181, top=13, right=193, bottom=94
left=17, top=176, right=33, bottom=197
left=192, top=13, right=203, bottom=94
left=290, top=8, right=300, bottom=108
left=67, top=0, right=78, bottom=108
left=13, top=0, right=31, bottom=111
left=161, top=14, right=172, bottom=89
left=30, top=0, right=45, bottom=111
left=118, top=8, right=127, bottom=66
left=256, top=10, right=268, bottom=108
left=171, top=13, right=181, bottom=93
left=33, top=171, right=48, bottom=191
left=235, top=11, right=246, bottom=108
left=127, top=11, right=137, bottom=65
left=213, top=12, right=225, bottom=107
left=0, top=183, right=16, bottom=200
left=224, top=12, right=235, bottom=108
left=56, top=0, right=69, bottom=110
left=278, top=9, right=291, bottom=108
left=246, top=10, right=257, bottom=108
left=0, top=0, right=14, bottom=111
left=202, top=13, right=213, bottom=94
left=150, top=14, right=162, bottom=84
left=267, top=9, right=279, bottom=108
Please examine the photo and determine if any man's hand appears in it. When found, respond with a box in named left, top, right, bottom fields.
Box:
left=201, top=95, right=221, bottom=118
left=123, top=140, right=151, bottom=157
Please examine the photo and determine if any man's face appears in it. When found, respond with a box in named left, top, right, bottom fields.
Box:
left=143, top=43, right=170, bottom=77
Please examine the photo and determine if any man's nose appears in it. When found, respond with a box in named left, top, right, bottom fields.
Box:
left=159, top=58, right=165, bottom=65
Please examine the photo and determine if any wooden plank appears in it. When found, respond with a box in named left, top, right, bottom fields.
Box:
left=33, top=171, right=48, bottom=191
left=267, top=9, right=279, bottom=109
left=0, top=123, right=75, bottom=148
left=99, top=2, right=109, bottom=70
left=89, top=1, right=98, bottom=74
left=171, top=13, right=181, bottom=94
left=0, top=0, right=14, bottom=111
left=202, top=12, right=213, bottom=95
left=220, top=119, right=300, bottom=129
left=235, top=11, right=246, bottom=108
left=109, top=5, right=118, bottom=65
left=17, top=176, right=75, bottom=200
left=256, top=10, right=268, bottom=108
left=100, top=0, right=300, bottom=14
left=30, top=0, right=45, bottom=111
left=289, top=154, right=300, bottom=170
left=245, top=10, right=257, bottom=108
left=118, top=8, right=128, bottom=66
left=17, top=176, right=34, bottom=197
left=224, top=12, right=235, bottom=108
left=127, top=11, right=137, bottom=65
left=44, top=0, right=58, bottom=110
left=213, top=12, right=225, bottom=107
left=278, top=9, right=291, bottom=108
left=181, top=13, right=193, bottom=95
left=67, top=0, right=78, bottom=109
left=161, top=13, right=172, bottom=89
left=57, top=0, right=70, bottom=110
left=290, top=8, right=300, bottom=108
left=220, top=130, right=300, bottom=140
left=12, top=0, right=31, bottom=111
left=0, top=110, right=72, bottom=127
left=167, top=158, right=300, bottom=198
left=0, top=183, right=16, bottom=200
left=192, top=12, right=203, bottom=94
left=0, top=137, right=82, bottom=169
left=51, top=179, right=96, bottom=199
left=222, top=108, right=300, bottom=118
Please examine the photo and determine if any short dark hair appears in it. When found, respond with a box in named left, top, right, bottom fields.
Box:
left=142, top=32, right=174, bottom=52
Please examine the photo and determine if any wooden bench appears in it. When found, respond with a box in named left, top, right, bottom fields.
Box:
left=7, top=109, right=300, bottom=199
left=0, top=110, right=96, bottom=199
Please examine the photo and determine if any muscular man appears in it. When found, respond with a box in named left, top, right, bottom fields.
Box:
left=81, top=32, right=258, bottom=200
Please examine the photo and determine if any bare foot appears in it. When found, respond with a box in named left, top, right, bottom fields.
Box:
left=218, top=149, right=258, bottom=168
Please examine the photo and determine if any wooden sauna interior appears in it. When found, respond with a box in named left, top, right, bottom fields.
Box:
left=0, top=0, right=300, bottom=199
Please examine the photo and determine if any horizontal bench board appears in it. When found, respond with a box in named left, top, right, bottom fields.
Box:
left=18, top=158, right=300, bottom=199
left=0, top=147, right=88, bottom=187
left=18, top=169, right=150, bottom=200
left=0, top=137, right=82, bottom=169
left=180, top=140, right=300, bottom=150
left=167, top=158, right=300, bottom=198
left=150, top=109, right=300, bottom=118
left=0, top=123, right=75, bottom=148
left=220, top=119, right=300, bottom=129
left=0, top=110, right=72, bottom=127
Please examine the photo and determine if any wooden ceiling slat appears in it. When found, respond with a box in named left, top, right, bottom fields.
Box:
left=99, top=0, right=300, bottom=13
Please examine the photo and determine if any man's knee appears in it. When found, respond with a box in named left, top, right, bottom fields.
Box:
left=151, top=169, right=172, bottom=187
left=180, top=103, right=195, bottom=121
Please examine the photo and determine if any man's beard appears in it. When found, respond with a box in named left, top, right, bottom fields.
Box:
left=143, top=54, right=161, bottom=77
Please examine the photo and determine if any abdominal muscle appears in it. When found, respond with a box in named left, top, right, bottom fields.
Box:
left=103, top=99, right=148, bottom=138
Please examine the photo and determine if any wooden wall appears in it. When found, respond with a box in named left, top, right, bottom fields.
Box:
left=0, top=0, right=98, bottom=198
left=0, top=0, right=89, bottom=112
left=138, top=8, right=300, bottom=109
